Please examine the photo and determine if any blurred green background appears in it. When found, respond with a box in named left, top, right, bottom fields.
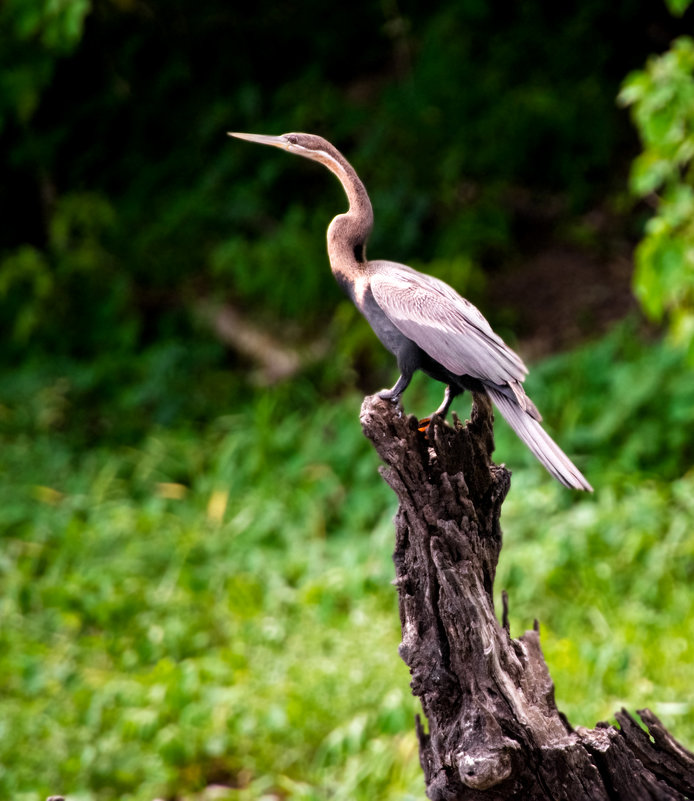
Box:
left=2, top=1, right=694, bottom=799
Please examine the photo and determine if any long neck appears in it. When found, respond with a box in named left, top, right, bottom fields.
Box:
left=323, top=156, right=374, bottom=283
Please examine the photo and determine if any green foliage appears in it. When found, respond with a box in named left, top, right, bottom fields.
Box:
left=0, top=1, right=675, bottom=368
left=0, top=192, right=136, bottom=356
left=527, top=321, right=694, bottom=481
left=2, top=4, right=694, bottom=798
left=0, top=0, right=91, bottom=130
left=665, top=0, right=693, bottom=17
left=498, top=471, right=694, bottom=732
left=0, top=325, right=693, bottom=800
left=620, top=35, right=694, bottom=358
left=0, top=385, right=418, bottom=800
left=210, top=204, right=333, bottom=321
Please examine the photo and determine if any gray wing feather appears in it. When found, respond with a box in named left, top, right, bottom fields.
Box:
left=486, top=386, right=592, bottom=491
left=367, top=262, right=590, bottom=490
left=369, top=261, right=528, bottom=386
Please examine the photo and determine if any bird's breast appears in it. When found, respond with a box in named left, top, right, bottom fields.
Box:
left=351, top=274, right=370, bottom=308
left=331, top=265, right=369, bottom=307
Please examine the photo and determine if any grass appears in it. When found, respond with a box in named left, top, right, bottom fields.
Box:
left=0, top=324, right=693, bottom=800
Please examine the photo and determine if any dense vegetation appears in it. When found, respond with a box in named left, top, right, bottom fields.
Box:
left=1, top=1, right=694, bottom=799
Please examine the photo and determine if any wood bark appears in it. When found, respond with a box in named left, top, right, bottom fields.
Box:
left=359, top=393, right=694, bottom=800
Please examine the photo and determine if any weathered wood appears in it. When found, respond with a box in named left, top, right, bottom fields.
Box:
left=360, top=393, right=694, bottom=800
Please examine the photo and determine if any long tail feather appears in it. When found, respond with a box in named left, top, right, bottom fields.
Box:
left=485, top=386, right=593, bottom=491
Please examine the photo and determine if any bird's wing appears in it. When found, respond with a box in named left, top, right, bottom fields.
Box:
left=368, top=261, right=528, bottom=387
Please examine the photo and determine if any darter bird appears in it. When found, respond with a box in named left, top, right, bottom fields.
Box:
left=230, top=132, right=592, bottom=491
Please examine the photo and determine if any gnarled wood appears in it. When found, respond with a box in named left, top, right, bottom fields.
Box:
left=360, top=393, right=694, bottom=800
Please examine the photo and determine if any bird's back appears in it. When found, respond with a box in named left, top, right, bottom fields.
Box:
left=365, top=259, right=529, bottom=389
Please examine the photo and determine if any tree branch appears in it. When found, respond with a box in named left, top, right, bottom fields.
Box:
left=196, top=300, right=329, bottom=384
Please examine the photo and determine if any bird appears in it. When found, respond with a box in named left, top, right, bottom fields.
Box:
left=230, top=131, right=592, bottom=491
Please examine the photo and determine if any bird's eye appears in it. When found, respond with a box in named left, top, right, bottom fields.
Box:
left=286, top=135, right=299, bottom=145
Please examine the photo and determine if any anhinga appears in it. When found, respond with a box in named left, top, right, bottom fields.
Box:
left=230, top=132, right=592, bottom=491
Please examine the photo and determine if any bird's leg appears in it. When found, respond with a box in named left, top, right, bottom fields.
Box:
left=377, top=371, right=412, bottom=404
left=418, top=385, right=462, bottom=432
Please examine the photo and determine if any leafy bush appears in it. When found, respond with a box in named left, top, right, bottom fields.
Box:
left=1, top=1, right=686, bottom=367
left=620, top=20, right=694, bottom=359
left=0, top=325, right=693, bottom=800
left=2, top=4, right=694, bottom=798
left=0, top=192, right=136, bottom=356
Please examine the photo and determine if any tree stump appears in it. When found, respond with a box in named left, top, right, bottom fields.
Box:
left=360, top=393, right=694, bottom=801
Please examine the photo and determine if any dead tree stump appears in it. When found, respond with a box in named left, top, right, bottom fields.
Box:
left=360, top=393, right=694, bottom=801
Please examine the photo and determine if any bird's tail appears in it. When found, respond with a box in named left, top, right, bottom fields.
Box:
left=485, top=386, right=593, bottom=491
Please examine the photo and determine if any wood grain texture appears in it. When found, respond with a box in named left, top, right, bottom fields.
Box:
left=360, top=393, right=694, bottom=800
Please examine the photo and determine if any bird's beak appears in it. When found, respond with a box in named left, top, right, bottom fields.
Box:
left=228, top=132, right=290, bottom=150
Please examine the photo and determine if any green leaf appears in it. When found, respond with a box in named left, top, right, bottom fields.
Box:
left=666, top=0, right=693, bottom=16
left=625, top=35, right=694, bottom=359
left=618, top=71, right=650, bottom=107
left=630, top=152, right=672, bottom=196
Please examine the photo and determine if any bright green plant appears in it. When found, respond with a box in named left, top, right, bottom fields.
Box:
left=1, top=327, right=693, bottom=800
left=619, top=21, right=694, bottom=358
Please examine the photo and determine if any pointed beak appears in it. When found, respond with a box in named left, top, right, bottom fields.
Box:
left=228, top=132, right=290, bottom=149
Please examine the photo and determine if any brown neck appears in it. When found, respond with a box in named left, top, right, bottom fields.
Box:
left=322, top=153, right=374, bottom=279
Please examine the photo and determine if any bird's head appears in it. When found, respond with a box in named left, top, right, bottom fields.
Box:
left=229, top=131, right=348, bottom=177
